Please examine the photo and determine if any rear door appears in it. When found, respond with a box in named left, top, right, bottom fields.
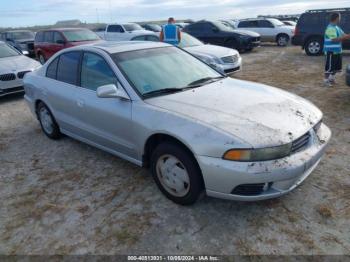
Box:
left=74, top=51, right=135, bottom=157
left=43, top=31, right=54, bottom=59
left=258, top=20, right=275, bottom=41
left=44, top=51, right=82, bottom=134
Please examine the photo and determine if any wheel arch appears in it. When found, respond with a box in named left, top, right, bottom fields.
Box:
left=303, top=34, right=323, bottom=48
left=143, top=133, right=198, bottom=168
left=276, top=33, right=290, bottom=42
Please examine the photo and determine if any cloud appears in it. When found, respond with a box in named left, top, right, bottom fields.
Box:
left=0, top=0, right=348, bottom=27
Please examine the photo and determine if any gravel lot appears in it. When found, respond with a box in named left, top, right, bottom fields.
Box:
left=0, top=45, right=349, bottom=255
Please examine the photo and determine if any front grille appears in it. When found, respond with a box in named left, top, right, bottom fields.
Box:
left=0, top=73, right=16, bottom=81
left=224, top=66, right=240, bottom=74
left=17, top=71, right=31, bottom=79
left=231, top=183, right=271, bottom=196
left=291, top=132, right=310, bottom=154
left=221, top=55, right=238, bottom=64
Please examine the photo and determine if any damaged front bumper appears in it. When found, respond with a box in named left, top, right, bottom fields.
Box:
left=198, top=123, right=331, bottom=201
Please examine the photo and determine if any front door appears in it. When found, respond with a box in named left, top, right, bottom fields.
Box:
left=74, top=52, right=135, bottom=157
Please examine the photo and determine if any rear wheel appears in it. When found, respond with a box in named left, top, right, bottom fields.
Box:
left=276, top=34, right=289, bottom=46
left=305, top=38, right=323, bottom=56
left=150, top=142, right=204, bottom=205
left=37, top=102, right=61, bottom=139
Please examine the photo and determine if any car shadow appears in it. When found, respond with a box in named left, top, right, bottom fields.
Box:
left=0, top=92, right=24, bottom=104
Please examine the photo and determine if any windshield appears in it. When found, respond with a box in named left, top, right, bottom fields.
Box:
left=269, top=19, right=285, bottom=26
left=62, top=29, right=100, bottom=42
left=123, top=24, right=143, bottom=31
left=178, top=33, right=203, bottom=48
left=112, top=47, right=221, bottom=97
left=0, top=43, right=21, bottom=58
left=212, top=21, right=234, bottom=31
left=7, top=31, right=35, bottom=40
left=147, top=24, right=162, bottom=32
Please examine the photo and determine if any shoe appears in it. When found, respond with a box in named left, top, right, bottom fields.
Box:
left=328, top=75, right=336, bottom=84
left=323, top=79, right=333, bottom=87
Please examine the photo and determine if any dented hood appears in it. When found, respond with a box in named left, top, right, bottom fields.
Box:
left=146, top=78, right=322, bottom=148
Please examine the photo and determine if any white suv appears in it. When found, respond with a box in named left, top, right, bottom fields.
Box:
left=236, top=18, right=294, bottom=46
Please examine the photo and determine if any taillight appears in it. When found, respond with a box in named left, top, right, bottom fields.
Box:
left=294, top=27, right=299, bottom=36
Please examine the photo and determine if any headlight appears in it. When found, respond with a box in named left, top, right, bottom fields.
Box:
left=223, top=144, right=292, bottom=162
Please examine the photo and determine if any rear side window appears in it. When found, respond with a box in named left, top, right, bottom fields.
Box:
left=44, top=31, right=53, bottom=43
left=186, top=23, right=203, bottom=31
left=340, top=12, right=350, bottom=30
left=259, top=20, right=273, bottom=28
left=107, top=25, right=124, bottom=33
left=57, top=52, right=81, bottom=85
left=46, top=57, right=59, bottom=79
left=238, top=21, right=258, bottom=28
left=35, top=32, right=44, bottom=42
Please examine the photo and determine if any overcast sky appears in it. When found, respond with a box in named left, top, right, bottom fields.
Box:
left=0, top=0, right=349, bottom=27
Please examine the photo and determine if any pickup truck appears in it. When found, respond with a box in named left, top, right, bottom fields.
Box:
left=96, top=23, right=156, bottom=41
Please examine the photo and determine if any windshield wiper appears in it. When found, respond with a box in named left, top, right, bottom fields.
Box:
left=187, top=76, right=226, bottom=87
left=143, top=88, right=184, bottom=98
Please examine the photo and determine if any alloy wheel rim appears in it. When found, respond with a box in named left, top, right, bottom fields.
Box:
left=39, top=107, right=54, bottom=134
left=309, top=42, right=320, bottom=54
left=156, top=154, right=190, bottom=197
left=278, top=36, right=288, bottom=46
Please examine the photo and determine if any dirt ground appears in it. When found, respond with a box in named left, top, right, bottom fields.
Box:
left=0, top=45, right=349, bottom=255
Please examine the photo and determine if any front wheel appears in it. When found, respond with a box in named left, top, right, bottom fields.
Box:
left=305, top=38, right=323, bottom=56
left=151, top=143, right=204, bottom=205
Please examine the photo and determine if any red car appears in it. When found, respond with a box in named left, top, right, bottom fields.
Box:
left=34, top=28, right=101, bottom=64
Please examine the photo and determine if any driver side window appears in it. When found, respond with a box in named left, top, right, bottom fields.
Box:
left=80, top=52, right=119, bottom=91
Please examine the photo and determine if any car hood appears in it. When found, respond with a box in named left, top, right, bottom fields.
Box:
left=232, top=29, right=260, bottom=37
left=145, top=78, right=322, bottom=147
left=0, top=55, right=40, bottom=74
left=184, top=44, right=238, bottom=58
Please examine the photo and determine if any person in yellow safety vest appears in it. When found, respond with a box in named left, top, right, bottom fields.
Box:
left=160, top=17, right=182, bottom=46
left=323, top=13, right=350, bottom=87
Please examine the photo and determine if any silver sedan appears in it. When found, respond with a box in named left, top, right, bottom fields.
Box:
left=23, top=42, right=331, bottom=205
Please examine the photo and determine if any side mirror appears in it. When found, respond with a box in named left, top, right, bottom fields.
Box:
left=56, top=39, right=65, bottom=45
left=97, top=84, right=130, bottom=100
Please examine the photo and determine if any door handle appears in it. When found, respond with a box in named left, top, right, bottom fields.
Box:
left=77, top=99, right=85, bottom=107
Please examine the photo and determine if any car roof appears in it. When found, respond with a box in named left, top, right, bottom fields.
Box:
left=38, top=28, right=89, bottom=32
left=84, top=41, right=170, bottom=54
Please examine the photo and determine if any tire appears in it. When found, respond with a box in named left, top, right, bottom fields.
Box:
left=150, top=142, right=204, bottom=205
left=276, top=34, right=289, bottom=47
left=38, top=53, right=46, bottom=64
left=37, top=102, right=61, bottom=139
left=305, top=38, right=323, bottom=56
